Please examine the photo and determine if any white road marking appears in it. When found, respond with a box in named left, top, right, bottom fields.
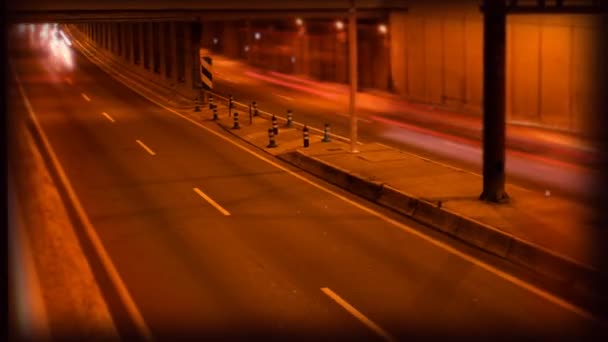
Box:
left=101, top=112, right=115, bottom=123
left=73, top=37, right=599, bottom=323
left=12, top=65, right=152, bottom=340
left=193, top=187, right=231, bottom=216
left=321, top=287, right=397, bottom=342
left=275, top=94, right=294, bottom=101
left=135, top=140, right=156, bottom=156
left=81, top=93, right=91, bottom=102
left=65, top=77, right=73, bottom=85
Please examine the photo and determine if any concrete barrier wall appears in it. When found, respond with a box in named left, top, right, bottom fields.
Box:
left=389, top=1, right=600, bottom=133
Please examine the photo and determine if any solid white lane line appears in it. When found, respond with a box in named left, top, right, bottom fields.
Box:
left=12, top=64, right=153, bottom=340
left=101, top=112, right=115, bottom=123
left=321, top=287, right=397, bottom=342
left=73, top=40, right=597, bottom=322
left=81, top=93, right=91, bottom=102
left=135, top=140, right=156, bottom=156
left=193, top=187, right=231, bottom=216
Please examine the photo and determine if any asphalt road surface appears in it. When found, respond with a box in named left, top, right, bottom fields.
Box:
left=7, top=25, right=604, bottom=341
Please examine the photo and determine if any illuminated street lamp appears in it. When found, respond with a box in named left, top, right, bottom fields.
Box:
left=378, top=23, right=388, bottom=35
left=335, top=20, right=344, bottom=31
left=295, top=17, right=304, bottom=26
left=254, top=32, right=262, bottom=40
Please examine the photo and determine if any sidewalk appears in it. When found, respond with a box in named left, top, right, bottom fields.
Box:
left=65, top=25, right=605, bottom=301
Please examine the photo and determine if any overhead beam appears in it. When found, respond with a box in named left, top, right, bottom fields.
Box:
left=502, top=0, right=607, bottom=13
left=8, top=7, right=406, bottom=23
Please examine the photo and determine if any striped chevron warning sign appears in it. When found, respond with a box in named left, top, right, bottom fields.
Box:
left=199, top=48, right=213, bottom=90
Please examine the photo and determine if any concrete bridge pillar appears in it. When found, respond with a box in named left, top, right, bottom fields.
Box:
left=183, top=22, right=194, bottom=89
left=168, top=21, right=178, bottom=83
left=147, top=22, right=155, bottom=73
left=105, top=23, right=110, bottom=50
left=111, top=23, right=118, bottom=55
left=138, top=22, right=146, bottom=69
left=115, top=23, right=122, bottom=56
left=158, top=22, right=168, bottom=79
left=130, top=23, right=138, bottom=65
left=121, top=23, right=129, bottom=61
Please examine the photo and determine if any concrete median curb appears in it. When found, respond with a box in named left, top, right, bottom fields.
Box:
left=279, top=150, right=600, bottom=294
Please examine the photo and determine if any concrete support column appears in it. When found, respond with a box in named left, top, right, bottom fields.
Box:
left=168, top=22, right=178, bottom=82
left=480, top=0, right=508, bottom=203
left=147, top=22, right=155, bottom=73
left=121, top=23, right=128, bottom=61
left=129, top=23, right=137, bottom=65
left=183, top=22, right=194, bottom=89
left=115, top=24, right=121, bottom=56
left=110, top=24, right=116, bottom=54
left=138, top=23, right=146, bottom=70
left=102, top=23, right=107, bottom=50
left=158, top=22, right=168, bottom=79
left=104, top=23, right=109, bottom=50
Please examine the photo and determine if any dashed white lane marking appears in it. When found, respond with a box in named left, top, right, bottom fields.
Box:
left=193, top=187, right=231, bottom=216
left=81, top=93, right=91, bottom=102
left=135, top=139, right=156, bottom=156
left=101, top=112, right=115, bottom=123
left=321, top=287, right=397, bottom=342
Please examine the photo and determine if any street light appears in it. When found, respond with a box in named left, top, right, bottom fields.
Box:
left=254, top=32, right=262, bottom=40
left=335, top=20, right=344, bottom=31
left=378, top=23, right=388, bottom=35
left=295, top=18, right=304, bottom=26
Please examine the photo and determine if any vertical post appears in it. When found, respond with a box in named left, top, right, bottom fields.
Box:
left=130, top=23, right=137, bottom=65
left=169, top=22, right=178, bottom=82
left=147, top=22, right=155, bottom=73
left=479, top=0, right=509, bottom=203
left=159, top=22, right=168, bottom=79
left=139, top=23, right=146, bottom=69
left=121, top=23, right=129, bottom=61
left=184, top=22, right=194, bottom=89
left=348, top=0, right=359, bottom=153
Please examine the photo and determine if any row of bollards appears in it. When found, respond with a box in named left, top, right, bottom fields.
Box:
left=207, top=94, right=332, bottom=149
left=266, top=123, right=330, bottom=149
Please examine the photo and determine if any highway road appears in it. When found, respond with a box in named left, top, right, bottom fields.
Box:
left=8, top=25, right=604, bottom=340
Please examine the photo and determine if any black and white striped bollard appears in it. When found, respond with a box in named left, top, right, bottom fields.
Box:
left=212, top=104, right=218, bottom=120
left=228, top=95, right=234, bottom=117
left=209, top=95, right=214, bottom=109
left=303, top=125, right=309, bottom=148
left=252, top=101, right=258, bottom=117
left=272, top=114, right=279, bottom=135
left=267, top=128, right=278, bottom=148
left=286, top=110, right=293, bottom=128
left=232, top=112, right=240, bottom=129
left=322, top=123, right=331, bottom=142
